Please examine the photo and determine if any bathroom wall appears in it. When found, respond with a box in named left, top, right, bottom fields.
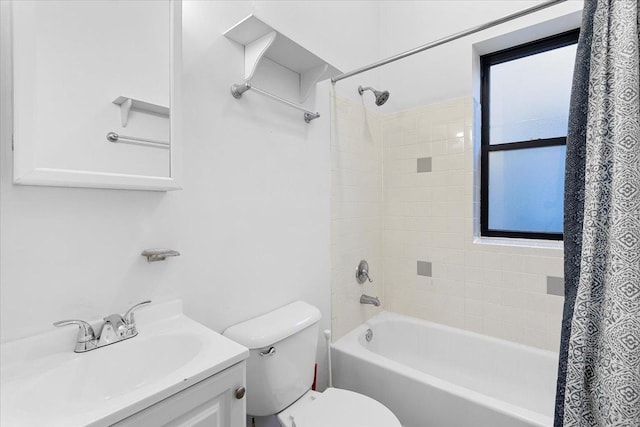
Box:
left=330, top=93, right=385, bottom=340
left=325, top=1, right=582, bottom=350
left=371, top=1, right=582, bottom=353
left=382, top=98, right=565, bottom=351
left=1, top=0, right=584, bottom=369
left=376, top=0, right=584, bottom=112
left=0, top=0, right=380, bottom=400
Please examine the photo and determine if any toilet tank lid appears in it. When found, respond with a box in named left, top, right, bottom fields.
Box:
left=223, top=301, right=321, bottom=349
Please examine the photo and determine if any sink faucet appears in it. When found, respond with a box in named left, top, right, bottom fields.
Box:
left=54, top=300, right=151, bottom=353
left=360, top=294, right=380, bottom=307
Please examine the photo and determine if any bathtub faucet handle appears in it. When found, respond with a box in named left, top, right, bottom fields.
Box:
left=356, top=260, right=373, bottom=284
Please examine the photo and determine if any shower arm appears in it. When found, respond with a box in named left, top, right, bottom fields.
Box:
left=331, top=0, right=568, bottom=83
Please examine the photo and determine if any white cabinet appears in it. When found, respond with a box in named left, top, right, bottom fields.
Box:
left=113, top=362, right=246, bottom=427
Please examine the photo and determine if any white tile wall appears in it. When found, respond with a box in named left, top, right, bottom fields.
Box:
left=331, top=95, right=565, bottom=352
left=382, top=97, right=565, bottom=352
left=331, top=93, right=385, bottom=340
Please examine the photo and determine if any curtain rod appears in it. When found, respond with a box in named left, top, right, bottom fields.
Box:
left=331, top=0, right=569, bottom=84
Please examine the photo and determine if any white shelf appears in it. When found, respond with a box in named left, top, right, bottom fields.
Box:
left=224, top=14, right=342, bottom=102
left=113, top=96, right=170, bottom=127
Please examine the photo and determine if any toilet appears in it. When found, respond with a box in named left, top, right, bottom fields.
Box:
left=223, top=301, right=401, bottom=427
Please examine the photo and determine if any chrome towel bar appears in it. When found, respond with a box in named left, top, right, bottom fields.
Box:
left=106, top=132, right=170, bottom=149
left=230, top=82, right=320, bottom=123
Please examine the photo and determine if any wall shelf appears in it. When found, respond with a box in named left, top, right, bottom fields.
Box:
left=113, top=96, right=170, bottom=127
left=224, top=14, right=342, bottom=102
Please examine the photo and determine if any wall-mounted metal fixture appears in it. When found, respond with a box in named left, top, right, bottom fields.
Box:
left=107, top=132, right=169, bottom=149
left=141, top=248, right=180, bottom=262
left=360, top=294, right=380, bottom=306
left=356, top=260, right=373, bottom=284
left=357, top=85, right=389, bottom=106
left=230, top=82, right=320, bottom=123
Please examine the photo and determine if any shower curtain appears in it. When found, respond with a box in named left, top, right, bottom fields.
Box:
left=555, top=0, right=640, bottom=426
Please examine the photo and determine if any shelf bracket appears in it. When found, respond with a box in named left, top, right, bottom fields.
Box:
left=300, top=64, right=328, bottom=102
left=112, top=96, right=170, bottom=128
left=244, top=31, right=276, bottom=80
left=118, top=98, right=133, bottom=127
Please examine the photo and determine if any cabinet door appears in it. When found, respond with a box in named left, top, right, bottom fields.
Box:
left=113, top=362, right=246, bottom=427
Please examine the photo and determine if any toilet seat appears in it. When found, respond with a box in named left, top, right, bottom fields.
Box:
left=277, top=388, right=401, bottom=427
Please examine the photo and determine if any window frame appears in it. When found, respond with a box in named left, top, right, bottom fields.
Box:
left=480, top=29, right=580, bottom=241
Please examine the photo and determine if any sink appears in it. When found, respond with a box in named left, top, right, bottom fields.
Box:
left=1, top=300, right=249, bottom=427
left=7, top=334, right=203, bottom=411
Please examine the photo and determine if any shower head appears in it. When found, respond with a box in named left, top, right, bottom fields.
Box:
left=358, top=85, right=390, bottom=106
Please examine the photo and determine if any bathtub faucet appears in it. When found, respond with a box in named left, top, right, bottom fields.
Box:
left=360, top=294, right=380, bottom=307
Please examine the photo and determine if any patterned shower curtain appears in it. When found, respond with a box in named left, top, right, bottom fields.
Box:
left=555, top=0, right=640, bottom=426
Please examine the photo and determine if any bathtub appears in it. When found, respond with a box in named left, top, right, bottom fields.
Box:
left=331, top=311, right=559, bottom=427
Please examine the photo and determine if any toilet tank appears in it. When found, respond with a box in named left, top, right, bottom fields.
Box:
left=223, top=301, right=322, bottom=416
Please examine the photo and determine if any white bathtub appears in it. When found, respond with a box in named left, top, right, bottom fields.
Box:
left=331, top=311, right=558, bottom=427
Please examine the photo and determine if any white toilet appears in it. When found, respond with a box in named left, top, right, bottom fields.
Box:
left=223, top=301, right=401, bottom=427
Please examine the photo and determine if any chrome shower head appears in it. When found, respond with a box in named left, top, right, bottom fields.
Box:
left=358, top=85, right=390, bottom=106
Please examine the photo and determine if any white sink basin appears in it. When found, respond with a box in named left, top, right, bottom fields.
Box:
left=1, top=300, right=249, bottom=427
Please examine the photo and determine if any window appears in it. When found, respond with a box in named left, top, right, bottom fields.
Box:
left=480, top=29, right=579, bottom=240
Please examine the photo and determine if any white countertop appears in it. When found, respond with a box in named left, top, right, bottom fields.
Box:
left=0, top=300, right=249, bottom=427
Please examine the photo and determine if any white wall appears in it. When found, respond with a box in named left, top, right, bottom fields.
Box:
left=376, top=0, right=583, bottom=112
left=0, top=3, right=380, bottom=411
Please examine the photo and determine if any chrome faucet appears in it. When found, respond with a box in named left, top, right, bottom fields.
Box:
left=54, top=300, right=151, bottom=353
left=360, top=294, right=380, bottom=307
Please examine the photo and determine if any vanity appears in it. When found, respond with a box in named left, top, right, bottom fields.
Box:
left=0, top=300, right=249, bottom=426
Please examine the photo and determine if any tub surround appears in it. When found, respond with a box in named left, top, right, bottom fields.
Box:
left=331, top=95, right=565, bottom=352
left=382, top=98, right=564, bottom=351
left=330, top=93, right=385, bottom=339
left=329, top=0, right=581, bottom=350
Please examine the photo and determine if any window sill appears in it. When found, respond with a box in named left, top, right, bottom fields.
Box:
left=473, top=235, right=563, bottom=250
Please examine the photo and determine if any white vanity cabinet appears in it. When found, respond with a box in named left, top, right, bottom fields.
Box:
left=1, top=300, right=249, bottom=427
left=113, top=361, right=246, bottom=427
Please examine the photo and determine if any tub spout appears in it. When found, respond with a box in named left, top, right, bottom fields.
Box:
left=360, top=294, right=380, bottom=307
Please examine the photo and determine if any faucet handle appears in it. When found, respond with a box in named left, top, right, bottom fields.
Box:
left=53, top=319, right=95, bottom=342
left=356, top=260, right=374, bottom=284
left=122, top=300, right=151, bottom=338
left=123, top=300, right=151, bottom=325
left=54, top=319, right=97, bottom=352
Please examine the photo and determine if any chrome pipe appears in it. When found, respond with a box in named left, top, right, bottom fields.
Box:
left=331, top=0, right=568, bottom=83
left=230, top=82, right=321, bottom=123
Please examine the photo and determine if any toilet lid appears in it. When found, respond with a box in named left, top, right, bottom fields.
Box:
left=277, top=388, right=401, bottom=427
